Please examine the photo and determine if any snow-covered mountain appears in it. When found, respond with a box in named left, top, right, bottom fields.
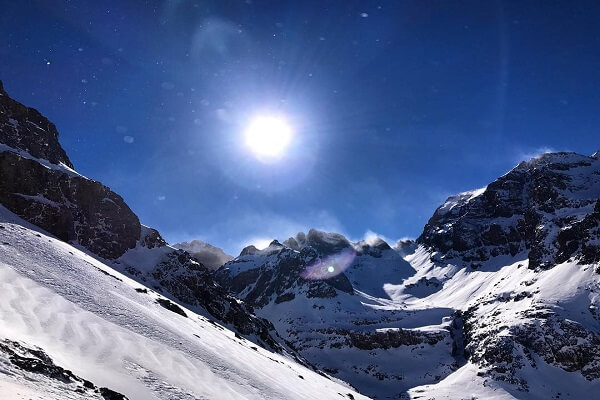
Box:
left=216, top=230, right=457, bottom=398
left=399, top=151, right=600, bottom=399
left=0, top=81, right=289, bottom=353
left=2, top=78, right=600, bottom=399
left=216, top=152, right=600, bottom=399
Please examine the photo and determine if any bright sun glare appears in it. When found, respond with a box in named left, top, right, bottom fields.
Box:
left=244, top=116, right=292, bottom=160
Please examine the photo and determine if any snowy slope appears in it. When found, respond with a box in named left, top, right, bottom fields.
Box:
left=0, top=206, right=368, bottom=400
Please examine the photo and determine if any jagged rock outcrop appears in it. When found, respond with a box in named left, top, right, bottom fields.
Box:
left=0, top=82, right=141, bottom=259
left=0, top=339, right=129, bottom=399
left=216, top=237, right=354, bottom=308
left=0, top=81, right=72, bottom=167
left=418, top=152, right=600, bottom=270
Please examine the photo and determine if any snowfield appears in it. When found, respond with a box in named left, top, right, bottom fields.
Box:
left=0, top=206, right=367, bottom=400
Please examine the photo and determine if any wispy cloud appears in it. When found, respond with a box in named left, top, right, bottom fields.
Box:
left=515, top=146, right=558, bottom=164
left=164, top=209, right=346, bottom=256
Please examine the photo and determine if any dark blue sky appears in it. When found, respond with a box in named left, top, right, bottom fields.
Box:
left=2, top=1, right=599, bottom=254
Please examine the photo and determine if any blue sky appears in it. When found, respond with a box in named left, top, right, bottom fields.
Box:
left=2, top=1, right=599, bottom=255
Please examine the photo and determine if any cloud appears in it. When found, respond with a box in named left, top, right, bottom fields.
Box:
left=190, top=17, right=243, bottom=58
left=164, top=210, right=345, bottom=256
left=123, top=136, right=134, bottom=144
left=215, top=108, right=229, bottom=122
left=358, top=229, right=404, bottom=247
left=516, top=146, right=557, bottom=163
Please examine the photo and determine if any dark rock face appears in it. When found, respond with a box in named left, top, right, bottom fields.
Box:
left=418, top=152, right=600, bottom=270
left=142, top=227, right=167, bottom=249
left=0, top=84, right=141, bottom=259
left=348, top=329, right=444, bottom=350
left=156, top=298, right=188, bottom=317
left=0, top=152, right=140, bottom=259
left=217, top=243, right=354, bottom=308
left=0, top=81, right=72, bottom=167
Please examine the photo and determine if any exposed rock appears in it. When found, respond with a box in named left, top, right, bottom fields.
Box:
left=0, top=338, right=129, bottom=399
left=0, top=84, right=141, bottom=259
left=216, top=243, right=354, bottom=308
left=0, top=80, right=72, bottom=167
left=418, top=152, right=600, bottom=270
left=156, top=298, right=188, bottom=317
left=348, top=329, right=445, bottom=350
left=0, top=152, right=140, bottom=259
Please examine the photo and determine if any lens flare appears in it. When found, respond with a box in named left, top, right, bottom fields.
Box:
left=301, top=249, right=356, bottom=280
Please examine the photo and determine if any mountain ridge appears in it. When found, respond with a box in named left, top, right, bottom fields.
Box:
left=2, top=80, right=600, bottom=399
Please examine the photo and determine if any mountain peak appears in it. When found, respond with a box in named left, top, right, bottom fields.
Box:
left=0, top=82, right=73, bottom=168
left=418, top=149, right=600, bottom=269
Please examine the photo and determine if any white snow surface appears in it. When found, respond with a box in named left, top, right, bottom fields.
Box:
left=0, top=143, right=83, bottom=178
left=0, top=206, right=367, bottom=400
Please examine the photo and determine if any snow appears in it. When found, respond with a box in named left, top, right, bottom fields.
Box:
left=14, top=193, right=61, bottom=208
left=0, top=144, right=83, bottom=178
left=116, top=226, right=175, bottom=273
left=0, top=206, right=367, bottom=400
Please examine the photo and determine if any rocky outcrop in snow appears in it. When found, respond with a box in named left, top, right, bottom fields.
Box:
left=0, top=80, right=72, bottom=167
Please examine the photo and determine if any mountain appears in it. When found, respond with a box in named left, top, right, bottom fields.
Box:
left=216, top=153, right=600, bottom=399
left=2, top=78, right=600, bottom=399
left=0, top=82, right=370, bottom=398
left=399, top=151, right=600, bottom=398
left=215, top=230, right=456, bottom=398
left=0, top=81, right=291, bottom=353
left=174, top=240, right=233, bottom=270
left=0, top=81, right=140, bottom=260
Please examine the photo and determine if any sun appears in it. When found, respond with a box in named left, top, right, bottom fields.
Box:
left=244, top=116, right=292, bottom=161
